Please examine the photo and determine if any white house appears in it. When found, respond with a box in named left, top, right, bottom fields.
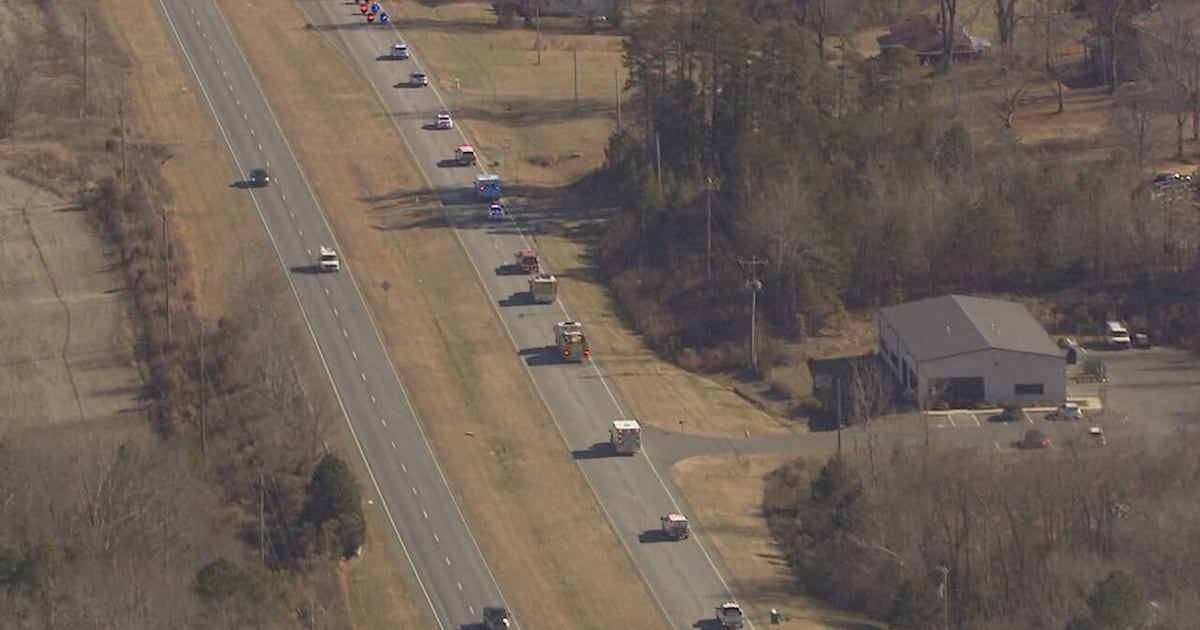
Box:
left=879, top=295, right=1066, bottom=408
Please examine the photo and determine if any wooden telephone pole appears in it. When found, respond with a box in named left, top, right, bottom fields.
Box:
left=82, top=9, right=89, bottom=116
left=738, top=257, right=768, bottom=373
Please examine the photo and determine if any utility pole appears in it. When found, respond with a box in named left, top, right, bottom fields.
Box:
left=654, top=132, right=663, bottom=201
left=705, top=176, right=714, bottom=280
left=199, top=271, right=207, bottom=455
left=82, top=9, right=89, bottom=117
left=938, top=565, right=950, bottom=630
left=259, top=474, right=267, bottom=565
left=161, top=203, right=171, bottom=344
left=535, top=1, right=542, bottom=66
left=118, top=98, right=128, bottom=186
left=573, top=46, right=579, bottom=104
left=836, top=377, right=843, bottom=455
left=738, top=257, right=767, bottom=373
left=615, top=69, right=622, bottom=135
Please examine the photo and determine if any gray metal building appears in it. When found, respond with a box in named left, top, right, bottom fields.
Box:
left=879, top=295, right=1066, bottom=408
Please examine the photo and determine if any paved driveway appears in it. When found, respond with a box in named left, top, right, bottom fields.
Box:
left=1096, top=347, right=1200, bottom=436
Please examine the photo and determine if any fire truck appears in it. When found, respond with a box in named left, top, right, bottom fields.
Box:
left=609, top=419, right=641, bottom=455
left=514, top=249, right=539, bottom=274
left=454, top=144, right=477, bottom=166
left=554, top=321, right=589, bottom=362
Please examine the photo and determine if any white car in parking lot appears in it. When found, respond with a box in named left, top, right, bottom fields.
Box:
left=1050, top=402, right=1083, bottom=421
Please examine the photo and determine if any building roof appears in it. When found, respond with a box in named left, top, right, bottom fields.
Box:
left=881, top=295, right=1062, bottom=362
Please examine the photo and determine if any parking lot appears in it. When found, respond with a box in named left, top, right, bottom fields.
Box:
left=916, top=346, right=1200, bottom=449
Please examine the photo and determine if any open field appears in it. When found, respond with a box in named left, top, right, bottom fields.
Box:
left=673, top=453, right=884, bottom=630
left=0, top=0, right=144, bottom=438
left=219, top=0, right=669, bottom=626
left=0, top=173, right=141, bottom=434
left=391, top=1, right=623, bottom=187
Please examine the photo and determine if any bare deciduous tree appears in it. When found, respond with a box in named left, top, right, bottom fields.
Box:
left=1088, top=0, right=1139, bottom=92
left=995, top=0, right=1019, bottom=51
left=938, top=0, right=960, bottom=71
left=0, top=40, right=30, bottom=138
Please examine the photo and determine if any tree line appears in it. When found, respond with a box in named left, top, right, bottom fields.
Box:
left=763, top=432, right=1200, bottom=629
left=595, top=0, right=1200, bottom=370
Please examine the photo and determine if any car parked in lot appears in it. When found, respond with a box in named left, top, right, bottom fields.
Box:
left=1020, top=429, right=1051, bottom=450
left=989, top=404, right=1023, bottom=423
left=1048, top=402, right=1083, bottom=421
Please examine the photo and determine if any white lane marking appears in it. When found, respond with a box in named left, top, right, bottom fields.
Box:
left=202, top=4, right=504, bottom=625
left=257, top=143, right=263, bottom=151
left=342, top=329, right=348, bottom=338
left=242, top=113, right=247, bottom=120
left=468, top=606, right=475, bottom=616
left=154, top=5, right=448, bottom=628
left=298, top=229, right=303, bottom=237
left=371, top=395, right=376, bottom=404
left=360, top=373, right=367, bottom=381
left=947, top=415, right=957, bottom=427
left=306, top=248, right=312, bottom=256
left=235, top=99, right=240, bottom=106
left=333, top=307, right=339, bottom=316
left=457, top=582, right=463, bottom=592
left=400, top=463, right=407, bottom=473
left=391, top=441, right=397, bottom=449
left=422, top=509, right=428, bottom=519
left=322, top=286, right=328, bottom=294
left=281, top=194, right=287, bottom=201
left=380, top=417, right=387, bottom=427
left=289, top=211, right=295, bottom=218
left=433, top=533, right=440, bottom=543
left=201, top=31, right=207, bottom=39
left=970, top=413, right=981, bottom=427
left=351, top=350, right=357, bottom=360
left=444, top=557, right=451, bottom=566
left=411, top=487, right=418, bottom=496
left=249, top=128, right=255, bottom=135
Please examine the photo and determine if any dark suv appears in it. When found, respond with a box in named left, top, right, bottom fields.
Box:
left=249, top=168, right=270, bottom=187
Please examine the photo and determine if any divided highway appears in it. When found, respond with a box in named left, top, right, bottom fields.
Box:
left=292, top=1, right=752, bottom=627
left=153, top=1, right=509, bottom=627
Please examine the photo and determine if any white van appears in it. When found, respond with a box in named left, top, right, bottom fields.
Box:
left=1105, top=321, right=1131, bottom=349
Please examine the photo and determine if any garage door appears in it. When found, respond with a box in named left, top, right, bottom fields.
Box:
left=929, top=377, right=985, bottom=407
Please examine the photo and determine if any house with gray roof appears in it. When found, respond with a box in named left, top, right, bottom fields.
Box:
left=879, top=295, right=1065, bottom=408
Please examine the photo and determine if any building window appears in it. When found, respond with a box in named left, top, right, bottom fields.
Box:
left=1014, top=383, right=1044, bottom=396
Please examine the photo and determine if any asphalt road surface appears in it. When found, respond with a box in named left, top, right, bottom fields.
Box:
left=294, top=2, right=752, bottom=627
left=154, top=1, right=509, bottom=628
